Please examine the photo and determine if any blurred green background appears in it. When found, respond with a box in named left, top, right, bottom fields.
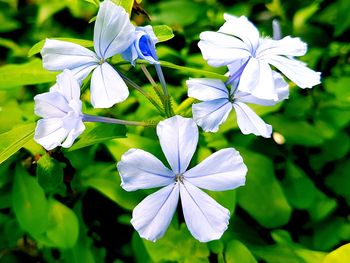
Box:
left=0, top=0, right=350, bottom=262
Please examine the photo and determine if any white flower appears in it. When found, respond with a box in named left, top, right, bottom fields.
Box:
left=187, top=73, right=289, bottom=137
left=41, top=0, right=136, bottom=108
left=198, top=14, right=321, bottom=101
left=122, top=25, right=159, bottom=66
left=117, top=115, right=247, bottom=242
left=34, top=70, right=85, bottom=150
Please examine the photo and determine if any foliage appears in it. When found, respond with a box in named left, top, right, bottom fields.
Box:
left=0, top=0, right=350, bottom=262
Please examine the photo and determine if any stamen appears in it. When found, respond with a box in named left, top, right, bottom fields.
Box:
left=175, top=174, right=184, bottom=183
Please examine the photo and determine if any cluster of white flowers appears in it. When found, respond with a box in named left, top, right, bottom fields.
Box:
left=34, top=0, right=320, bottom=242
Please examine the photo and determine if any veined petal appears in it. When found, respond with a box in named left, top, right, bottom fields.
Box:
left=198, top=31, right=251, bottom=67
left=70, top=63, right=98, bottom=83
left=233, top=101, right=272, bottom=138
left=180, top=181, right=230, bottom=242
left=184, top=148, right=247, bottom=191
left=34, top=118, right=68, bottom=150
left=34, top=92, right=70, bottom=118
left=192, top=99, right=232, bottom=133
left=156, top=116, right=198, bottom=174
left=238, top=58, right=278, bottom=101
left=256, top=36, right=307, bottom=59
left=90, top=62, right=129, bottom=108
left=61, top=120, right=85, bottom=148
left=131, top=184, right=179, bottom=242
left=55, top=69, right=81, bottom=101
left=220, top=15, right=260, bottom=52
left=117, top=149, right=175, bottom=191
left=265, top=55, right=321, bottom=88
left=187, top=78, right=229, bottom=101
left=236, top=72, right=289, bottom=106
left=94, top=0, right=135, bottom=59
left=41, top=39, right=99, bottom=71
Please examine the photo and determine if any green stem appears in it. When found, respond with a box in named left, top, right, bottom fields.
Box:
left=82, top=114, right=157, bottom=127
left=118, top=71, right=164, bottom=115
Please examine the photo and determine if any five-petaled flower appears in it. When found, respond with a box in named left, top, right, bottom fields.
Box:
left=187, top=72, right=289, bottom=137
left=117, top=115, right=247, bottom=242
left=34, top=69, right=85, bottom=150
left=198, top=14, right=321, bottom=101
left=41, top=0, right=136, bottom=108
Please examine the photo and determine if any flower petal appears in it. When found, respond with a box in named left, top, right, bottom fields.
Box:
left=34, top=92, right=70, bottom=118
left=257, top=36, right=307, bottom=59
left=265, top=55, right=321, bottom=88
left=70, top=63, right=98, bottom=83
left=94, top=0, right=135, bottom=59
left=238, top=57, right=278, bottom=101
left=184, top=148, right=247, bottom=191
left=41, top=39, right=99, bottom=72
left=180, top=181, right=230, bottom=242
left=187, top=78, right=229, bottom=101
left=235, top=72, right=289, bottom=106
left=117, top=148, right=175, bottom=191
left=90, top=62, right=129, bottom=108
left=233, top=101, right=272, bottom=138
left=61, top=120, right=85, bottom=148
left=131, top=184, right=179, bottom=242
left=55, top=69, right=81, bottom=101
left=192, top=99, right=232, bottom=133
left=156, top=116, right=198, bottom=174
left=34, top=118, right=68, bottom=150
left=198, top=31, right=251, bottom=67
left=219, top=15, right=260, bottom=52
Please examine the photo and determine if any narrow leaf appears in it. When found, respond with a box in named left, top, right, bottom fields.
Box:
left=68, top=123, right=127, bottom=151
left=0, top=123, right=36, bottom=164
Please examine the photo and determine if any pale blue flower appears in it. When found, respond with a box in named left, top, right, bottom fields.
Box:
left=198, top=14, right=321, bottom=101
left=34, top=70, right=85, bottom=150
left=122, top=25, right=159, bottom=66
left=117, top=115, right=247, bottom=242
left=41, top=0, right=136, bottom=108
left=187, top=73, right=289, bottom=137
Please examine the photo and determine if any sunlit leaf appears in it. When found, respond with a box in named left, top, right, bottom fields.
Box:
left=0, top=123, right=36, bottom=165
left=0, top=59, right=57, bottom=88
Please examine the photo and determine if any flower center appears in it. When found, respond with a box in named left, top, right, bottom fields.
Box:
left=175, top=173, right=184, bottom=184
left=99, top=58, right=106, bottom=65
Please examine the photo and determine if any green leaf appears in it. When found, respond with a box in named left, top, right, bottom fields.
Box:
left=36, top=153, right=64, bottom=191
left=237, top=149, right=292, bottom=228
left=45, top=199, right=79, bottom=249
left=265, top=115, right=324, bottom=146
left=323, top=243, right=350, bottom=263
left=0, top=123, right=36, bottom=165
left=143, top=224, right=210, bottom=263
left=12, top=165, right=49, bottom=235
left=111, top=0, right=134, bottom=15
left=28, top=38, right=94, bottom=57
left=80, top=163, right=143, bottom=210
left=69, top=123, right=127, bottom=151
left=325, top=160, right=350, bottom=206
left=334, top=0, right=350, bottom=36
left=0, top=59, right=57, bottom=89
left=225, top=240, right=257, bottom=263
left=281, top=161, right=317, bottom=209
left=293, top=2, right=320, bottom=34
left=153, top=25, right=174, bottom=42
